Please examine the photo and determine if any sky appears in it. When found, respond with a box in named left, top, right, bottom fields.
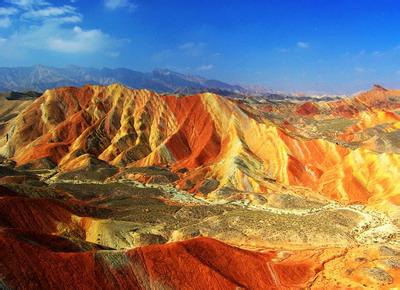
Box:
left=0, top=0, right=400, bottom=93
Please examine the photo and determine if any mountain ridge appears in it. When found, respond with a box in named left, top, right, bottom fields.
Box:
left=0, top=65, right=248, bottom=94
left=0, top=83, right=399, bottom=288
left=0, top=65, right=344, bottom=101
left=1, top=83, right=399, bottom=214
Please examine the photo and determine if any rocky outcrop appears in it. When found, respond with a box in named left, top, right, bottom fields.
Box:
left=0, top=230, right=335, bottom=289
left=0, top=84, right=399, bottom=213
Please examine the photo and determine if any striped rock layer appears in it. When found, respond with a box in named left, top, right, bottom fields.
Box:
left=1, top=84, right=399, bottom=212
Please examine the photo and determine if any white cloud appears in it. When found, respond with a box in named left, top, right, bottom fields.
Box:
left=197, top=64, right=213, bottom=71
left=0, top=1, right=121, bottom=55
left=2, top=0, right=83, bottom=25
left=4, top=23, right=112, bottom=54
left=22, top=5, right=78, bottom=18
left=0, top=7, right=18, bottom=16
left=0, top=17, right=12, bottom=28
left=5, top=0, right=49, bottom=9
left=21, top=4, right=82, bottom=24
left=297, top=41, right=309, bottom=48
left=53, top=15, right=82, bottom=24
left=48, top=26, right=110, bottom=53
left=104, top=0, right=137, bottom=12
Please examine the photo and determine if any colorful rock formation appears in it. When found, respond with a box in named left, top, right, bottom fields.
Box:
left=1, top=84, right=399, bottom=213
left=1, top=84, right=400, bottom=288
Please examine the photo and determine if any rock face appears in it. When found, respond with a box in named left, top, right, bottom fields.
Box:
left=0, top=232, right=329, bottom=289
left=0, top=81, right=400, bottom=289
left=1, top=84, right=400, bottom=212
left=0, top=177, right=399, bottom=289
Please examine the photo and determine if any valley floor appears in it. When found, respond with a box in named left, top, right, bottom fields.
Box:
left=1, top=165, right=399, bottom=289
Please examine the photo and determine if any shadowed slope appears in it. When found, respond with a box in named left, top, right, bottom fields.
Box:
left=0, top=196, right=72, bottom=233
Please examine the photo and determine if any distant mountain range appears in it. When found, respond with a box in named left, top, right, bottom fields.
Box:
left=0, top=65, right=246, bottom=94
left=0, top=65, right=344, bottom=101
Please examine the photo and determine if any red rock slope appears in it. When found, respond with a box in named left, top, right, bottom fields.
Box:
left=0, top=84, right=399, bottom=211
left=0, top=229, right=332, bottom=289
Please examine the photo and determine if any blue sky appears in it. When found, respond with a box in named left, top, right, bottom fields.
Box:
left=0, top=0, right=400, bottom=93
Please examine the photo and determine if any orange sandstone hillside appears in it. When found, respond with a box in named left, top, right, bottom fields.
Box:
left=1, top=84, right=400, bottom=289
left=0, top=184, right=397, bottom=289
left=0, top=84, right=399, bottom=214
left=1, top=229, right=331, bottom=289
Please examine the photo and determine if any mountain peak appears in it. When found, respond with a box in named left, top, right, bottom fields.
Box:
left=372, top=84, right=388, bottom=91
left=0, top=65, right=247, bottom=95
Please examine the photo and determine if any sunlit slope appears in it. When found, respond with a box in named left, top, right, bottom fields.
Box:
left=1, top=84, right=399, bottom=210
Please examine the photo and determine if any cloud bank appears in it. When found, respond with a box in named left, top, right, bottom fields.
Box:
left=0, top=0, right=124, bottom=58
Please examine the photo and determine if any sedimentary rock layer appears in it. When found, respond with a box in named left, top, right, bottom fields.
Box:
left=0, top=84, right=399, bottom=214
